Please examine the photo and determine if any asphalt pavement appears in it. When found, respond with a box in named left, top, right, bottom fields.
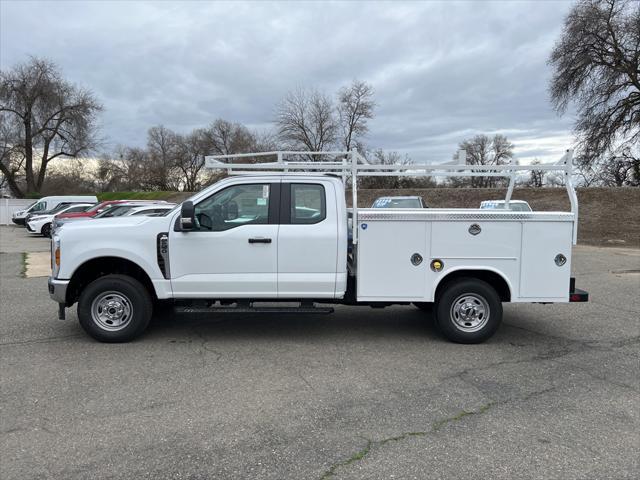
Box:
left=0, top=226, right=638, bottom=479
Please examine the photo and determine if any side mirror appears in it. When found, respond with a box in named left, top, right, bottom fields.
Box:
left=180, top=201, right=195, bottom=230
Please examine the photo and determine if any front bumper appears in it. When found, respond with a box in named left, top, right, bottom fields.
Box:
left=26, top=222, right=36, bottom=232
left=12, top=217, right=25, bottom=226
left=48, top=277, right=70, bottom=304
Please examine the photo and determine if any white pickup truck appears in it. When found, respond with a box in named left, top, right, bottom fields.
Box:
left=48, top=150, right=588, bottom=343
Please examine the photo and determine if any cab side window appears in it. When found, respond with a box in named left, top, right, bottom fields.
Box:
left=194, top=184, right=270, bottom=231
left=290, top=184, right=325, bottom=224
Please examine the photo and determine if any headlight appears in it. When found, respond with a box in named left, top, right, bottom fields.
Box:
left=52, top=237, right=61, bottom=276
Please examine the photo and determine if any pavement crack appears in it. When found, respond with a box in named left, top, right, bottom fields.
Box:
left=319, top=387, right=558, bottom=479
left=440, top=345, right=574, bottom=383
left=296, top=372, right=318, bottom=393
left=319, top=401, right=495, bottom=479
left=190, top=324, right=222, bottom=367
left=320, top=439, right=373, bottom=480
left=0, top=333, right=84, bottom=347
left=557, top=361, right=640, bottom=393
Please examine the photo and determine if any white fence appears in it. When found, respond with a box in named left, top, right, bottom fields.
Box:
left=0, top=199, right=35, bottom=225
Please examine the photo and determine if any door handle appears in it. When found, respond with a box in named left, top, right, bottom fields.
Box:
left=248, top=237, right=272, bottom=244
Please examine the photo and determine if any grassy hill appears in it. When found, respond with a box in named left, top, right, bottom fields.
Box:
left=97, top=187, right=639, bottom=247
left=353, top=187, right=640, bottom=248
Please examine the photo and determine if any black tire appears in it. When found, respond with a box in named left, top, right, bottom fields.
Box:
left=41, top=223, right=52, bottom=238
left=77, top=274, right=152, bottom=342
left=413, top=302, right=433, bottom=312
left=435, top=278, right=502, bottom=344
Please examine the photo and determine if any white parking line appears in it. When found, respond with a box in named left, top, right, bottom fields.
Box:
left=24, top=252, right=51, bottom=278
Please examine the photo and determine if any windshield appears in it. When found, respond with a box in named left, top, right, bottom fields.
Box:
left=47, top=203, right=74, bottom=214
left=509, top=203, right=532, bottom=212
left=28, top=201, right=46, bottom=212
left=372, top=198, right=422, bottom=208
left=87, top=202, right=109, bottom=213
left=481, top=202, right=531, bottom=212
left=95, top=205, right=137, bottom=218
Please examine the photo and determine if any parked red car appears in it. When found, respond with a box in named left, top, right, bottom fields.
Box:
left=55, top=200, right=130, bottom=221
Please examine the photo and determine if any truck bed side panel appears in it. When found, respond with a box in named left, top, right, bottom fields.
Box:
left=356, top=220, right=429, bottom=299
left=519, top=221, right=572, bottom=300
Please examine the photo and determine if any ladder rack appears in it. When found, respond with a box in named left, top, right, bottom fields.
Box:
left=204, top=149, right=578, bottom=245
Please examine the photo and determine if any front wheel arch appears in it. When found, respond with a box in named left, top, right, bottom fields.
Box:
left=66, top=256, right=156, bottom=307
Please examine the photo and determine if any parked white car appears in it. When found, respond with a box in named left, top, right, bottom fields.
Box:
left=12, top=195, right=98, bottom=225
left=48, top=150, right=587, bottom=344
left=92, top=202, right=170, bottom=219
left=480, top=200, right=532, bottom=212
left=124, top=205, right=176, bottom=217
left=27, top=204, right=94, bottom=237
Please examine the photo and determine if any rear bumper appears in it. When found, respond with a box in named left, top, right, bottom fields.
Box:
left=569, top=277, right=589, bottom=302
left=48, top=277, right=69, bottom=304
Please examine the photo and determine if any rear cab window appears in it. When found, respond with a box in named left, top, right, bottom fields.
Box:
left=289, top=184, right=326, bottom=224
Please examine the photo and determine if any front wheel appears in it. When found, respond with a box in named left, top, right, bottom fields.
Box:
left=435, top=278, right=502, bottom=344
left=77, top=274, right=153, bottom=342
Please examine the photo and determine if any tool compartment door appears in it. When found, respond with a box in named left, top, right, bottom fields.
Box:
left=357, top=220, right=428, bottom=299
left=519, top=221, right=572, bottom=300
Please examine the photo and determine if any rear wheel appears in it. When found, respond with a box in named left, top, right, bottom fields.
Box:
left=78, top=274, right=152, bottom=342
left=435, top=278, right=502, bottom=343
left=41, top=223, right=52, bottom=237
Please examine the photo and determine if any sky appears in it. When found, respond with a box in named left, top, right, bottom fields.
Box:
left=0, top=0, right=577, bottom=164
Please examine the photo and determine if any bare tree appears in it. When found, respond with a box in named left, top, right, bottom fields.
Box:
left=276, top=87, right=338, bottom=155
left=0, top=57, right=102, bottom=196
left=146, top=125, right=181, bottom=190
left=527, top=159, right=546, bottom=187
left=575, top=147, right=640, bottom=186
left=549, top=0, right=640, bottom=167
left=359, top=149, right=413, bottom=189
left=338, top=80, right=375, bottom=152
left=175, top=129, right=210, bottom=192
left=600, top=152, right=640, bottom=186
left=203, top=119, right=256, bottom=155
left=97, top=146, right=151, bottom=192
left=0, top=113, right=25, bottom=195
left=451, top=134, right=514, bottom=188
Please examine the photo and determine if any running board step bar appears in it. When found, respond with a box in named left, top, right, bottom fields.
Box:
left=175, top=303, right=334, bottom=315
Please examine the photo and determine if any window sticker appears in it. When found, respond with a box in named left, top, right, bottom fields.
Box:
left=262, top=185, right=269, bottom=199
left=257, top=198, right=267, bottom=206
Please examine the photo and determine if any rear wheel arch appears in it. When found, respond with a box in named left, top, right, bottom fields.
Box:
left=434, top=268, right=512, bottom=302
left=66, top=256, right=156, bottom=306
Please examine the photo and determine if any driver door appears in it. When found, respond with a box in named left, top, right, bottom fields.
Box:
left=169, top=182, right=280, bottom=298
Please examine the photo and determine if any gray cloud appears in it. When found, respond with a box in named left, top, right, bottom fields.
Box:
left=1, top=0, right=576, bottom=163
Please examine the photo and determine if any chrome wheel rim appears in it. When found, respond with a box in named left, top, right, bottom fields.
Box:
left=91, top=291, right=133, bottom=331
left=450, top=294, right=490, bottom=332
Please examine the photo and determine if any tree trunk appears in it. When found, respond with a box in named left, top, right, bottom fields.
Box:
left=0, top=163, right=24, bottom=197
left=35, top=140, right=50, bottom=192
left=24, top=115, right=36, bottom=193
